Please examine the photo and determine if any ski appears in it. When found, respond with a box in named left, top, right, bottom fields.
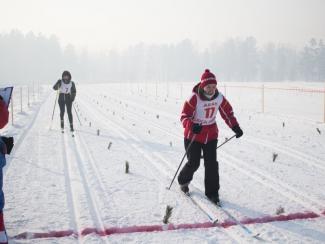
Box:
left=206, top=197, right=264, bottom=241
left=180, top=190, right=218, bottom=224
left=183, top=189, right=264, bottom=241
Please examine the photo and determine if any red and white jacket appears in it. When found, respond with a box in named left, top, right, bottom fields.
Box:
left=181, top=83, right=238, bottom=144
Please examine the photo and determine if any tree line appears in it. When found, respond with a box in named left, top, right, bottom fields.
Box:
left=0, top=30, right=324, bottom=84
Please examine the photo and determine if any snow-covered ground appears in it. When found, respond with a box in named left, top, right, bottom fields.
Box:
left=1, top=82, right=325, bottom=243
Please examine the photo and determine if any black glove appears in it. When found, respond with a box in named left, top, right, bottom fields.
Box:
left=232, top=125, right=243, bottom=138
left=0, top=95, right=3, bottom=100
left=192, top=123, right=202, bottom=134
left=1, top=136, right=14, bottom=154
left=53, top=80, right=61, bottom=90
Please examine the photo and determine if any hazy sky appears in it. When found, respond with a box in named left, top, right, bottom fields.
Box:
left=1, top=0, right=324, bottom=52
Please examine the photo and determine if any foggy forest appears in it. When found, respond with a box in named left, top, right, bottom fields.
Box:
left=1, top=30, right=324, bottom=84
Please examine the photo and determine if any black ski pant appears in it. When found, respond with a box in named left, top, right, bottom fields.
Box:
left=58, top=94, right=73, bottom=125
left=178, top=138, right=219, bottom=197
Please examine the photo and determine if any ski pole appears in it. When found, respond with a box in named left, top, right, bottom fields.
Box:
left=50, top=89, right=59, bottom=130
left=217, top=134, right=236, bottom=149
left=200, top=134, right=236, bottom=159
left=73, top=103, right=82, bottom=126
left=167, top=135, right=196, bottom=190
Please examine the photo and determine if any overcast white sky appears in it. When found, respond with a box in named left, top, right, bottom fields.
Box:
left=1, top=0, right=324, bottom=52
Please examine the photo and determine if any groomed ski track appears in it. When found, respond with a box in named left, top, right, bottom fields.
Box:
left=3, top=84, right=325, bottom=243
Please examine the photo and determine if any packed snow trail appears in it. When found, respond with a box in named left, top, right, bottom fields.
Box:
left=2, top=84, right=325, bottom=243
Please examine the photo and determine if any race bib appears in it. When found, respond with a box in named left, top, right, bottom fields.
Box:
left=192, top=93, right=223, bottom=125
left=60, top=81, right=72, bottom=94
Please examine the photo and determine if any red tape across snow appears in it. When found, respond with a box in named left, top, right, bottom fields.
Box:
left=13, top=210, right=324, bottom=240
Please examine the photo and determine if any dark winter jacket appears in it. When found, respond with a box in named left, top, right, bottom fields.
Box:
left=53, top=80, right=77, bottom=102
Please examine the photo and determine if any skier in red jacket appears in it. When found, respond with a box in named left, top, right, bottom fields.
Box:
left=0, top=95, right=9, bottom=244
left=178, top=69, right=243, bottom=205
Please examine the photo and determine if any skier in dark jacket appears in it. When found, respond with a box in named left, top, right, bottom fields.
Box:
left=53, top=71, right=76, bottom=132
left=178, top=69, right=243, bottom=205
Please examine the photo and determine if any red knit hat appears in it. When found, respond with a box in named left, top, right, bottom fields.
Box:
left=199, top=69, right=217, bottom=89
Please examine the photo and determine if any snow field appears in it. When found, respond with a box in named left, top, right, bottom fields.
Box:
left=2, top=82, right=325, bottom=243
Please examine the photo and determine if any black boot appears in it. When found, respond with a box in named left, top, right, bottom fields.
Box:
left=60, top=120, right=64, bottom=132
left=70, top=123, right=74, bottom=132
left=207, top=194, right=220, bottom=206
left=180, top=183, right=189, bottom=194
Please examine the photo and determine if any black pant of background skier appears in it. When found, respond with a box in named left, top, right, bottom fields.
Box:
left=58, top=93, right=74, bottom=131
